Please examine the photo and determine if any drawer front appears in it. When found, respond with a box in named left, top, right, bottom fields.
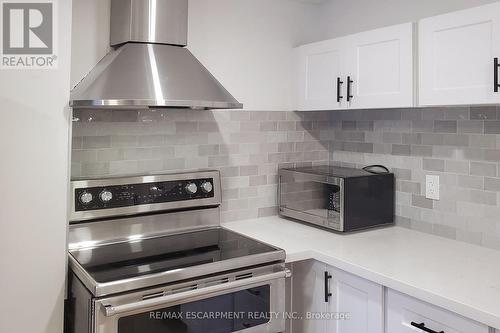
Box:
left=385, top=289, right=489, bottom=333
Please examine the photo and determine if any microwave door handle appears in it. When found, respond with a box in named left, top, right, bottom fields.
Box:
left=278, top=174, right=282, bottom=210
left=102, top=270, right=291, bottom=317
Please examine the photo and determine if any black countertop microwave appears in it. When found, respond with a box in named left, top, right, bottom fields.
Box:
left=278, top=166, right=395, bottom=232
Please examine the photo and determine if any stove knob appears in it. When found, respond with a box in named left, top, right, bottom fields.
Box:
left=99, top=190, right=113, bottom=203
left=79, top=191, right=93, bottom=205
left=201, top=181, right=213, bottom=193
left=185, top=183, right=198, bottom=194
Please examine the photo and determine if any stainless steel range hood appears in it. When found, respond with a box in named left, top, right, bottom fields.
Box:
left=70, top=0, right=243, bottom=110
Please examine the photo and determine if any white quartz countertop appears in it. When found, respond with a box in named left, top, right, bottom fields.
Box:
left=222, top=216, right=500, bottom=329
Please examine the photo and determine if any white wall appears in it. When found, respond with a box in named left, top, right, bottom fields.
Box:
left=0, top=1, right=72, bottom=333
left=70, top=0, right=110, bottom=88
left=314, top=0, right=500, bottom=40
left=187, top=0, right=321, bottom=110
left=70, top=0, right=321, bottom=111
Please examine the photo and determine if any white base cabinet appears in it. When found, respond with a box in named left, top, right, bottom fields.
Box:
left=385, top=289, right=489, bottom=333
left=294, top=23, right=414, bottom=111
left=291, top=260, right=328, bottom=333
left=290, top=260, right=383, bottom=333
left=328, top=266, right=384, bottom=333
left=419, top=2, right=500, bottom=106
left=289, top=260, right=496, bottom=333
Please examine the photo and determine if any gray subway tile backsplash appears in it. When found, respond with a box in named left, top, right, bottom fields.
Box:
left=444, top=160, right=469, bottom=174
left=470, top=161, right=497, bottom=177
left=484, top=177, right=500, bottom=191
left=470, top=106, right=497, bottom=120
left=423, top=158, right=445, bottom=172
left=434, top=120, right=457, bottom=133
left=484, top=121, right=500, bottom=134
left=72, top=106, right=500, bottom=250
left=72, top=109, right=330, bottom=224
left=328, top=106, right=500, bottom=250
left=411, top=145, right=433, bottom=157
left=392, top=144, right=411, bottom=156
left=82, top=136, right=111, bottom=149
left=457, top=175, right=483, bottom=190
left=412, top=195, right=434, bottom=209
left=457, top=120, right=483, bottom=134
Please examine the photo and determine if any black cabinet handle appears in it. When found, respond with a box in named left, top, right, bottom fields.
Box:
left=411, top=322, right=444, bottom=333
left=495, top=58, right=499, bottom=93
left=337, top=77, right=344, bottom=103
left=324, top=271, right=332, bottom=302
left=347, top=76, right=354, bottom=102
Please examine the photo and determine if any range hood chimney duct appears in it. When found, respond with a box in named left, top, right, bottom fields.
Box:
left=70, top=0, right=243, bottom=110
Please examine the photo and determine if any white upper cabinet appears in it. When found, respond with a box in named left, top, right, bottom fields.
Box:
left=345, top=23, right=415, bottom=109
left=419, top=2, right=500, bottom=106
left=294, top=38, right=345, bottom=111
left=294, top=23, right=414, bottom=111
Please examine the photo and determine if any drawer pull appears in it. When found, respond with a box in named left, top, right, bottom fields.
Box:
left=410, top=322, right=444, bottom=333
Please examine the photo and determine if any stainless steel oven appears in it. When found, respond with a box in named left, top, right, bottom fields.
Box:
left=65, top=170, right=289, bottom=333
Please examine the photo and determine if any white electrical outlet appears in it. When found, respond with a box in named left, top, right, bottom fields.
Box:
left=426, top=175, right=440, bottom=200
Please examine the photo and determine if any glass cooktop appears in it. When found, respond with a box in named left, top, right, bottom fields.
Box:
left=70, top=228, right=282, bottom=284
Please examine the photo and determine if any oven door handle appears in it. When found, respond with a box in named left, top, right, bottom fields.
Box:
left=102, top=269, right=291, bottom=317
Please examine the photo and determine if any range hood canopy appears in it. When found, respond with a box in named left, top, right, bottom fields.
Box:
left=70, top=0, right=243, bottom=110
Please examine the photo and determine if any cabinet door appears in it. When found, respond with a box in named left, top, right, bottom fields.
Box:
left=325, top=266, right=383, bottom=333
left=419, top=3, right=500, bottom=106
left=386, top=289, right=489, bottom=333
left=290, top=260, right=328, bottom=333
left=344, top=23, right=414, bottom=109
left=294, top=38, right=346, bottom=111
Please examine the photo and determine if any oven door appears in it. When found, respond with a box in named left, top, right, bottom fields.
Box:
left=279, top=169, right=344, bottom=231
left=93, top=268, right=288, bottom=333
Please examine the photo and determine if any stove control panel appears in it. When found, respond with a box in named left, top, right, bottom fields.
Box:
left=74, top=177, right=215, bottom=212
